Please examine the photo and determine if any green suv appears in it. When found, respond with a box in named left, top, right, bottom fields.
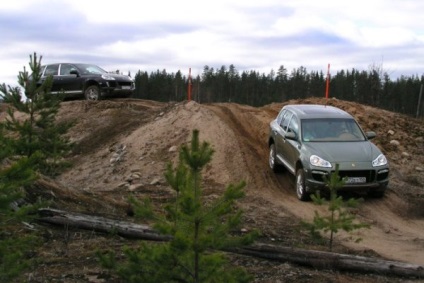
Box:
left=268, top=104, right=389, bottom=201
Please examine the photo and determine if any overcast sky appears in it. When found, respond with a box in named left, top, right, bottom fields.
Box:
left=1, top=0, right=423, bottom=87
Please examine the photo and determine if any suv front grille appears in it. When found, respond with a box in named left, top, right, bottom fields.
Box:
left=108, top=81, right=117, bottom=87
left=119, top=82, right=133, bottom=87
left=312, top=170, right=378, bottom=183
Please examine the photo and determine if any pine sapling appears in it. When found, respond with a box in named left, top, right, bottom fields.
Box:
left=98, top=129, right=258, bottom=283
left=302, top=164, right=370, bottom=251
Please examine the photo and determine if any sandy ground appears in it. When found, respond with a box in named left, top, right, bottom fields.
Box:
left=2, top=97, right=423, bottom=282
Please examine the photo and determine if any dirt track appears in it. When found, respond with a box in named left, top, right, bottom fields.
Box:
left=204, top=100, right=424, bottom=266
left=3, top=97, right=424, bottom=281
left=54, top=97, right=424, bottom=265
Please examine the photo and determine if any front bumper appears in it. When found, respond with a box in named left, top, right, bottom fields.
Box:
left=100, top=81, right=135, bottom=97
left=304, top=163, right=389, bottom=193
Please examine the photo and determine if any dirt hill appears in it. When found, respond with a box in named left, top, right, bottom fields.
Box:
left=2, top=97, right=424, bottom=282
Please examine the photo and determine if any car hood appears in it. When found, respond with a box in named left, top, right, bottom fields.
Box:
left=82, top=73, right=133, bottom=81
left=108, top=74, right=133, bottom=81
left=304, top=141, right=380, bottom=162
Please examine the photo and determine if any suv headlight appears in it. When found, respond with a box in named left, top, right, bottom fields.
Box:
left=101, top=74, right=116, bottom=80
left=372, top=154, right=387, bottom=167
left=310, top=155, right=332, bottom=168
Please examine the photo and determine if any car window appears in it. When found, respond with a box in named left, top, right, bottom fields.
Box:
left=279, top=111, right=293, bottom=132
left=276, top=109, right=286, bottom=125
left=288, top=116, right=299, bottom=138
left=59, top=64, right=77, bottom=76
left=44, top=64, right=59, bottom=76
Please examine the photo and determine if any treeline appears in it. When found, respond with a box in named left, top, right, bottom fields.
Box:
left=131, top=64, right=424, bottom=118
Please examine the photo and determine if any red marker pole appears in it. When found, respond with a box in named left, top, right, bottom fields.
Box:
left=188, top=68, right=192, bottom=101
left=325, top=63, right=330, bottom=100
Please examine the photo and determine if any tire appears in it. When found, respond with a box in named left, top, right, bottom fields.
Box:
left=269, top=143, right=283, bottom=173
left=84, top=85, right=101, bottom=101
left=296, top=168, right=310, bottom=201
left=368, top=186, right=386, bottom=198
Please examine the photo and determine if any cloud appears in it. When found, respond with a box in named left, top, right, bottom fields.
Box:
left=1, top=0, right=423, bottom=87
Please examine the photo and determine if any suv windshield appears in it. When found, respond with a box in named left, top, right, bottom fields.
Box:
left=74, top=64, right=107, bottom=75
left=302, top=118, right=365, bottom=142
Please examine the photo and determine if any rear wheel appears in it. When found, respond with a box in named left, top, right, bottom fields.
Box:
left=296, top=168, right=310, bottom=201
left=84, top=85, right=100, bottom=100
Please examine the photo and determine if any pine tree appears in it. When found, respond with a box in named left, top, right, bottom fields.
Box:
left=0, top=123, right=40, bottom=281
left=99, top=129, right=258, bottom=282
left=0, top=52, right=74, bottom=280
left=0, top=52, right=74, bottom=177
left=302, top=164, right=370, bottom=251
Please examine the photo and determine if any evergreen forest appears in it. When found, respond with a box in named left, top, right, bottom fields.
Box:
left=131, top=64, right=424, bottom=118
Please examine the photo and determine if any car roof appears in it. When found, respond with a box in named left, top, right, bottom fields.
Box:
left=41, top=63, right=98, bottom=67
left=283, top=104, right=353, bottom=119
left=43, top=63, right=92, bottom=65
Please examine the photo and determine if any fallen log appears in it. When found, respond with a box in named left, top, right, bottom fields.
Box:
left=37, top=208, right=424, bottom=278
left=228, top=244, right=424, bottom=278
left=37, top=208, right=171, bottom=241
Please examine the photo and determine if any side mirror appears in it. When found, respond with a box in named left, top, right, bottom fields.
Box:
left=285, top=131, right=297, bottom=140
left=70, top=70, right=79, bottom=76
left=366, top=131, right=376, bottom=139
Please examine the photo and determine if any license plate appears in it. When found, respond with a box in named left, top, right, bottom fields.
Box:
left=121, top=86, right=131, bottom=90
left=345, top=177, right=366, bottom=184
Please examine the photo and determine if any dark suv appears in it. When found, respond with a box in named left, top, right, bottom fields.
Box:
left=28, top=63, right=135, bottom=100
left=268, top=104, right=389, bottom=201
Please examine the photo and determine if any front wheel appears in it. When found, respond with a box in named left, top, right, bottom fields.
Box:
left=84, top=85, right=101, bottom=101
left=368, top=185, right=386, bottom=198
left=296, top=168, right=310, bottom=201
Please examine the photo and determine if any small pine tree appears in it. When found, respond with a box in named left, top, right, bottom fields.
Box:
left=302, top=164, right=370, bottom=251
left=0, top=52, right=74, bottom=177
left=98, top=129, right=258, bottom=282
left=0, top=125, right=40, bottom=281
left=0, top=52, right=73, bottom=280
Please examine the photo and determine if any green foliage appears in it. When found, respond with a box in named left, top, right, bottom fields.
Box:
left=0, top=52, right=73, bottom=281
left=0, top=127, right=40, bottom=281
left=0, top=52, right=74, bottom=177
left=99, top=129, right=258, bottom=282
left=0, top=233, right=39, bottom=282
left=302, top=164, right=370, bottom=251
